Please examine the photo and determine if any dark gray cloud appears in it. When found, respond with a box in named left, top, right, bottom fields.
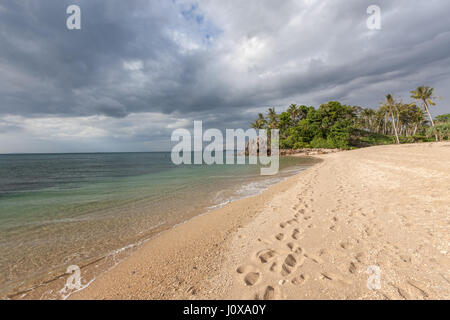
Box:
left=0, top=0, right=449, bottom=152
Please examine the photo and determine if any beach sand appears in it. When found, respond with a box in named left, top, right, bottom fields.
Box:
left=71, top=142, right=450, bottom=300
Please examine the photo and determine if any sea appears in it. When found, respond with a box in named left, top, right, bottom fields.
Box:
left=0, top=152, right=319, bottom=297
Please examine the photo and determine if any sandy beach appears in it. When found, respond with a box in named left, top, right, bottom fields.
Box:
left=71, top=142, right=450, bottom=300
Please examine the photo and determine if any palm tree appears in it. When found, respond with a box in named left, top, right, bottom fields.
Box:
left=397, top=103, right=426, bottom=136
left=410, top=105, right=426, bottom=136
left=361, top=108, right=376, bottom=131
left=384, top=94, right=400, bottom=144
left=297, top=105, right=309, bottom=121
left=267, top=108, right=278, bottom=129
left=374, top=107, right=387, bottom=134
left=287, top=104, right=299, bottom=125
left=411, top=86, right=439, bottom=142
left=250, top=113, right=267, bottom=129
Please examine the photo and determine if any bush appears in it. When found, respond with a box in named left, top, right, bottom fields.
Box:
left=292, top=142, right=310, bottom=149
left=411, top=135, right=433, bottom=143
left=328, top=123, right=351, bottom=149
left=427, top=123, right=450, bottom=140
left=310, top=136, right=334, bottom=149
left=350, top=129, right=394, bottom=147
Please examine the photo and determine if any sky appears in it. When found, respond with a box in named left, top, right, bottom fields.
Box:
left=0, top=0, right=449, bottom=153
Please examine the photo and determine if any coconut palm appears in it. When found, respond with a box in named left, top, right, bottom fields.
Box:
left=374, top=107, right=387, bottom=134
left=411, top=86, right=439, bottom=141
left=287, top=104, right=299, bottom=125
left=397, top=103, right=426, bottom=136
left=383, top=94, right=400, bottom=144
left=250, top=113, right=267, bottom=129
left=297, top=105, right=310, bottom=121
left=267, top=108, right=278, bottom=129
left=361, top=108, right=376, bottom=131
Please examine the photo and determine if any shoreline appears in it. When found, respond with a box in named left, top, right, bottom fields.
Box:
left=68, top=157, right=318, bottom=299
left=4, top=157, right=318, bottom=300
left=11, top=143, right=450, bottom=300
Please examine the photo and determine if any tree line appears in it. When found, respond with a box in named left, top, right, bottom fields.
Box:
left=250, top=86, right=449, bottom=150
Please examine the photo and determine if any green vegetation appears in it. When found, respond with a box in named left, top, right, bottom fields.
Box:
left=250, top=86, right=447, bottom=150
left=410, top=86, right=440, bottom=142
left=429, top=113, right=450, bottom=141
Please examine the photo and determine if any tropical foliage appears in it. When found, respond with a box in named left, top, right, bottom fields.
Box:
left=250, top=86, right=446, bottom=150
left=428, top=113, right=450, bottom=141
left=410, top=85, right=440, bottom=141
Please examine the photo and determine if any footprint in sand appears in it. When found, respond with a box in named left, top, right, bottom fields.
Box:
left=275, top=233, right=285, bottom=241
left=244, top=272, right=260, bottom=286
left=292, top=229, right=301, bottom=240
left=262, top=286, right=276, bottom=300
left=281, top=259, right=295, bottom=276
left=236, top=265, right=250, bottom=274
left=187, top=286, right=198, bottom=295
left=281, top=247, right=305, bottom=276
left=348, top=261, right=358, bottom=274
left=339, top=241, right=353, bottom=250
left=355, top=252, right=367, bottom=264
left=329, top=225, right=339, bottom=231
left=254, top=285, right=279, bottom=300
left=269, top=262, right=279, bottom=273
left=236, top=266, right=261, bottom=286
left=257, top=249, right=278, bottom=264
left=291, top=274, right=309, bottom=285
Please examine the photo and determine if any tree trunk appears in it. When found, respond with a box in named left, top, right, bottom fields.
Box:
left=384, top=114, right=388, bottom=135
left=423, top=102, right=439, bottom=142
left=390, top=107, right=400, bottom=144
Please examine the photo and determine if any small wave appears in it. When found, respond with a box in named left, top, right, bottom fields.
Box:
left=206, top=166, right=306, bottom=212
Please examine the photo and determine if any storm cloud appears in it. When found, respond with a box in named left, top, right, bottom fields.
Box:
left=0, top=0, right=449, bottom=152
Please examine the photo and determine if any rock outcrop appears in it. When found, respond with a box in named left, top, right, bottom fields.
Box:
left=280, top=148, right=342, bottom=156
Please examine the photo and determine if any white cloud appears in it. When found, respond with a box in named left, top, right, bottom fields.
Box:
left=170, top=30, right=202, bottom=54
left=123, top=60, right=144, bottom=71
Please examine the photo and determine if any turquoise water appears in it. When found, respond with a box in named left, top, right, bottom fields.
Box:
left=0, top=153, right=318, bottom=295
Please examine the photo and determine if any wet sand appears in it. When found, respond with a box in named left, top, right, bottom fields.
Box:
left=71, top=142, right=450, bottom=300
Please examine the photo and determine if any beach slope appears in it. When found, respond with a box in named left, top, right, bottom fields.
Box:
left=72, top=142, right=450, bottom=300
